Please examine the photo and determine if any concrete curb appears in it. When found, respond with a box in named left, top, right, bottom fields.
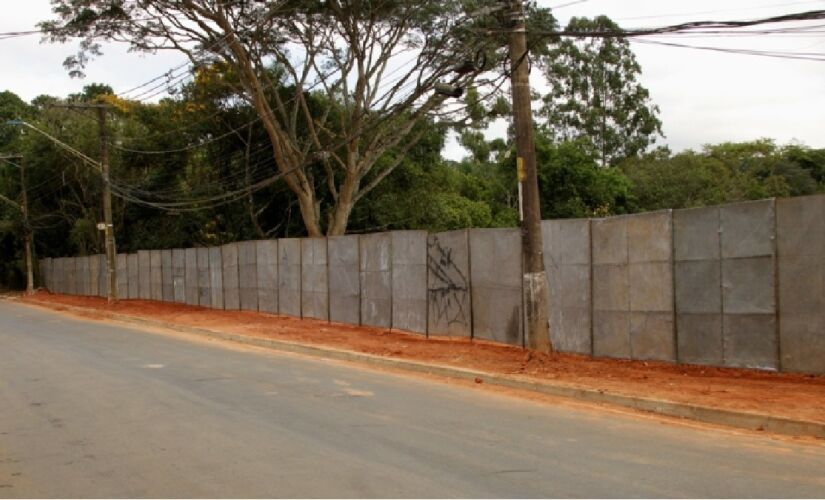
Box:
left=20, top=298, right=825, bottom=440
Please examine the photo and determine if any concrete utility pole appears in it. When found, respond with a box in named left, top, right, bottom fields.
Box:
left=507, top=0, right=552, bottom=351
left=0, top=154, right=34, bottom=294
left=50, top=102, right=118, bottom=301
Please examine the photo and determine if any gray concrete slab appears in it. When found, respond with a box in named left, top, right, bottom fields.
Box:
left=626, top=211, right=675, bottom=362
left=79, top=256, right=91, bottom=296
left=117, top=254, right=128, bottom=300
left=88, top=255, right=99, bottom=297
left=360, top=233, right=392, bottom=328
left=469, top=228, right=523, bottom=346
left=278, top=239, right=302, bottom=317
left=255, top=240, right=278, bottom=314
left=673, top=206, right=723, bottom=366
left=185, top=248, right=199, bottom=306
left=138, top=250, right=151, bottom=300
left=328, top=235, right=360, bottom=325
left=161, top=250, right=174, bottom=302
left=222, top=243, right=240, bottom=311
left=172, top=249, right=186, bottom=304
left=542, top=219, right=592, bottom=354
left=127, top=254, right=139, bottom=299
left=97, top=255, right=108, bottom=298
left=391, top=231, right=428, bottom=334
left=209, top=247, right=224, bottom=310
left=720, top=199, right=778, bottom=370
left=301, top=238, right=328, bottom=321
left=777, top=194, right=825, bottom=374
left=427, top=230, right=471, bottom=337
left=591, top=217, right=629, bottom=358
left=238, top=241, right=258, bottom=312
left=197, top=248, right=211, bottom=308
left=150, top=250, right=163, bottom=302
left=720, top=199, right=776, bottom=259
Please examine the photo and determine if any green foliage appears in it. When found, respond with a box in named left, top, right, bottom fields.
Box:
left=539, top=16, right=662, bottom=166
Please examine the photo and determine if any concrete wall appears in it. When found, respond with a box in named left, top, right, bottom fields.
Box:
left=150, top=250, right=163, bottom=302
left=777, top=195, right=825, bottom=374
left=238, top=241, right=258, bottom=312
left=197, top=247, right=211, bottom=308
left=391, top=231, right=428, bottom=334
left=117, top=254, right=128, bottom=299
left=278, top=239, right=302, bottom=317
left=301, top=238, right=328, bottom=320
left=222, top=243, right=240, bottom=311
left=255, top=240, right=278, bottom=314
left=127, top=253, right=138, bottom=299
left=427, top=230, right=471, bottom=337
left=161, top=250, right=174, bottom=302
left=88, top=254, right=99, bottom=297
left=542, top=219, right=592, bottom=354
left=97, top=255, right=107, bottom=298
left=674, top=206, right=723, bottom=366
left=184, top=248, right=198, bottom=306
left=209, top=247, right=224, bottom=310
left=360, top=233, right=392, bottom=328
left=720, top=200, right=777, bottom=370
left=172, top=249, right=186, bottom=303
left=328, top=235, right=360, bottom=325
left=138, top=250, right=151, bottom=300
left=469, top=228, right=523, bottom=346
left=39, top=195, right=825, bottom=375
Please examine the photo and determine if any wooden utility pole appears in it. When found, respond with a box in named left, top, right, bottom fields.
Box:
left=0, top=154, right=34, bottom=294
left=50, top=102, right=118, bottom=301
left=507, top=0, right=551, bottom=351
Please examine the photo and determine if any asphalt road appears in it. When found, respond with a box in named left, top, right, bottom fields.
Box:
left=1, top=301, right=824, bottom=498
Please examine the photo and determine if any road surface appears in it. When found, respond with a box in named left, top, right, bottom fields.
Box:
left=1, top=300, right=824, bottom=498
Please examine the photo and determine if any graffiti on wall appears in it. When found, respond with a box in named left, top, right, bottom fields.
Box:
left=427, top=236, right=470, bottom=331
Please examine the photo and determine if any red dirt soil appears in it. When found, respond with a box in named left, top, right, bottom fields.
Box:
left=20, top=291, right=825, bottom=425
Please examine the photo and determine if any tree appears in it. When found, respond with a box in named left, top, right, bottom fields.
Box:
left=41, top=1, right=545, bottom=236
left=539, top=16, right=662, bottom=166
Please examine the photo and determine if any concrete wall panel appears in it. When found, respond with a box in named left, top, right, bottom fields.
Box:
left=391, top=231, right=428, bottom=334
left=542, top=219, right=592, bottom=354
left=97, top=255, right=108, bottom=298
left=117, top=254, right=128, bottom=299
left=301, top=238, right=328, bottom=320
left=328, top=235, right=360, bottom=325
left=777, top=195, right=825, bottom=374
left=209, top=247, right=224, bottom=310
left=161, top=250, right=173, bottom=302
left=150, top=250, right=163, bottom=301
left=720, top=200, right=777, bottom=370
left=88, top=254, right=99, bottom=297
left=674, top=206, right=723, bottom=366
left=222, top=243, right=240, bottom=310
left=138, top=250, right=151, bottom=300
left=172, top=249, right=186, bottom=303
left=469, top=228, right=523, bottom=346
left=627, top=211, right=675, bottom=361
left=238, top=241, right=258, bottom=312
left=360, top=233, right=392, bottom=328
left=185, top=248, right=198, bottom=306
left=127, top=254, right=139, bottom=299
left=427, top=230, right=471, bottom=337
left=591, top=217, right=629, bottom=358
left=255, top=240, right=278, bottom=314
left=278, top=239, right=302, bottom=317
left=197, top=247, right=211, bottom=308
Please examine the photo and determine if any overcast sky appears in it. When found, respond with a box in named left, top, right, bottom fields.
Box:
left=1, top=0, right=823, bottom=159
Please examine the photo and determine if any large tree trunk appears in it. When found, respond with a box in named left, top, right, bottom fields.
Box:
left=326, top=171, right=360, bottom=236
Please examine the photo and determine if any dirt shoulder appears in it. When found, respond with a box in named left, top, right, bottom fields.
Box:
left=19, top=291, right=825, bottom=425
